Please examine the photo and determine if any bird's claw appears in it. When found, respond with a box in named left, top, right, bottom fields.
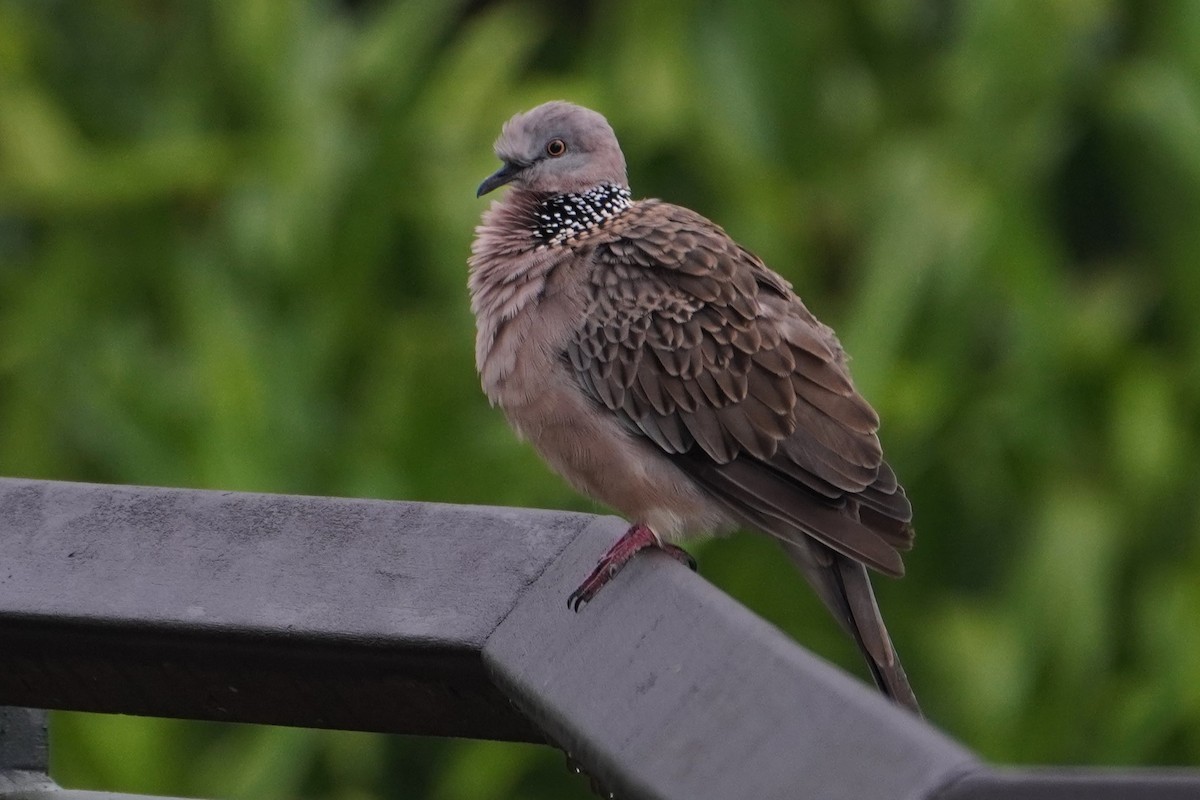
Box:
left=566, top=565, right=609, bottom=612
left=663, top=543, right=698, bottom=571
left=567, top=523, right=696, bottom=612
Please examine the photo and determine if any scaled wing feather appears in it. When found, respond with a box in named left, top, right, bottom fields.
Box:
left=566, top=200, right=913, bottom=574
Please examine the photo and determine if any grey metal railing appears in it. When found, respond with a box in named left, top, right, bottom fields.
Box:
left=0, top=477, right=1197, bottom=799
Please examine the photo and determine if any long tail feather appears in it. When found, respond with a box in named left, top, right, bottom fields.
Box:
left=780, top=538, right=921, bottom=714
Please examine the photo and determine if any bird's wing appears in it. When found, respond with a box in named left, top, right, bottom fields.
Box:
left=566, top=201, right=913, bottom=575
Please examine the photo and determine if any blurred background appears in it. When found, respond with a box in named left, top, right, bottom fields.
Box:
left=2, top=0, right=1200, bottom=797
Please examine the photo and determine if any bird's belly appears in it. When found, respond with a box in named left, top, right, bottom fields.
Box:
left=501, top=376, right=729, bottom=542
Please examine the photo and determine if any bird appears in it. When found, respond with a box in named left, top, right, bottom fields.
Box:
left=469, top=101, right=920, bottom=713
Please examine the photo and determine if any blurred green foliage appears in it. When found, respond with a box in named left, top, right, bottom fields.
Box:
left=2, top=0, right=1200, bottom=796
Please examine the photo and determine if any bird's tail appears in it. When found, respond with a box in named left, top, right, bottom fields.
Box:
left=780, top=538, right=921, bottom=715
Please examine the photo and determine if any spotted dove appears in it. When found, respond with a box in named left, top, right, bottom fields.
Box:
left=470, top=101, right=920, bottom=713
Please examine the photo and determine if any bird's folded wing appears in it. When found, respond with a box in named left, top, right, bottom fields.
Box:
left=565, top=201, right=913, bottom=574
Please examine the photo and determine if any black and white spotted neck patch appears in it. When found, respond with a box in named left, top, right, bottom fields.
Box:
left=532, top=184, right=633, bottom=245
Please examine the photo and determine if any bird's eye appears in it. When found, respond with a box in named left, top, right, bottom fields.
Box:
left=546, top=138, right=567, bottom=157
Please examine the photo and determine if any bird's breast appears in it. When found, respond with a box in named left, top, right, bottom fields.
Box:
left=469, top=243, right=587, bottom=407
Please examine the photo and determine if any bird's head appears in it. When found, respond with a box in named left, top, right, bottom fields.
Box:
left=477, top=101, right=628, bottom=198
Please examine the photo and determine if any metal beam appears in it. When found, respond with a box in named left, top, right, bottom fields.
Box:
left=483, top=528, right=976, bottom=800
left=2, top=477, right=1198, bottom=799
left=0, top=477, right=591, bottom=741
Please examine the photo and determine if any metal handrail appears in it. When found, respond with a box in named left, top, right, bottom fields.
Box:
left=1, top=478, right=1196, bottom=799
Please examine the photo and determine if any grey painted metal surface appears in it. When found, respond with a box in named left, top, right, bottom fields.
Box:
left=0, top=477, right=592, bottom=741
left=484, top=524, right=977, bottom=800
left=936, top=769, right=1200, bottom=800
left=1, top=477, right=1198, bottom=799
left=0, top=708, right=46, bottom=775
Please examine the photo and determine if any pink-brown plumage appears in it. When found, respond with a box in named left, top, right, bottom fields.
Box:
left=470, top=101, right=920, bottom=713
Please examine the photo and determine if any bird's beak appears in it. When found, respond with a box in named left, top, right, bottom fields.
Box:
left=476, top=160, right=525, bottom=198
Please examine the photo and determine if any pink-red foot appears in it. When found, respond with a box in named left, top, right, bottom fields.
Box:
left=567, top=522, right=697, bottom=611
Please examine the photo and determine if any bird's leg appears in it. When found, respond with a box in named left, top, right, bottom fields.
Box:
left=568, top=522, right=697, bottom=611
